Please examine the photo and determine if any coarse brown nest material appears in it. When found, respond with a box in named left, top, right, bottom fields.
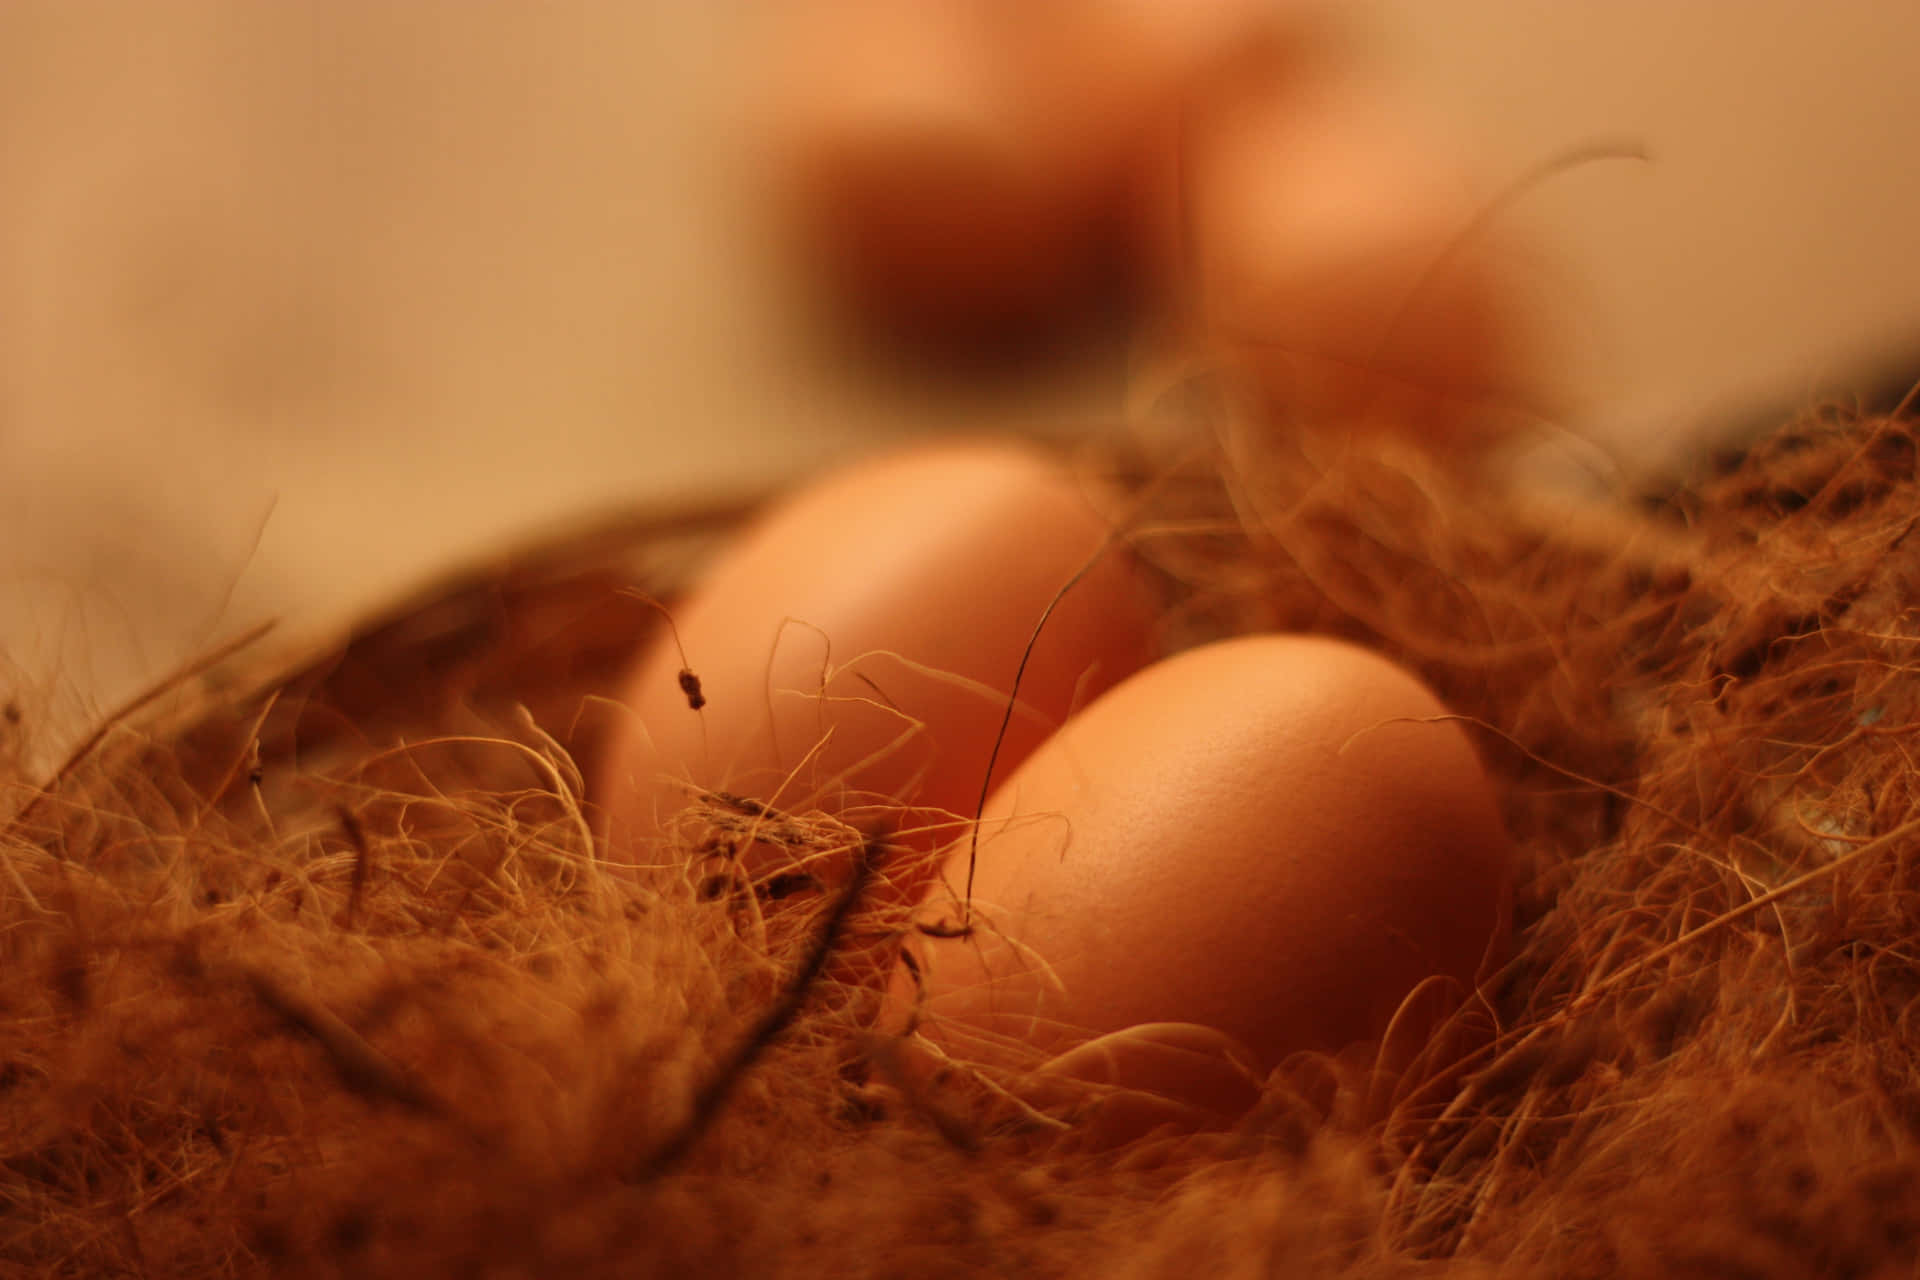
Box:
left=7, top=407, right=1920, bottom=1277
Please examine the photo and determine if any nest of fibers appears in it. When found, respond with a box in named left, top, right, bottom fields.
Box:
left=7, top=409, right=1920, bottom=1278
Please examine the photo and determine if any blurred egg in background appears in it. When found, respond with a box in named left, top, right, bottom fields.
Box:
left=3, top=0, right=1919, bottom=768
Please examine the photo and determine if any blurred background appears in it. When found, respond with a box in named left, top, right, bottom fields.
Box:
left=2, top=1, right=1917, bottom=751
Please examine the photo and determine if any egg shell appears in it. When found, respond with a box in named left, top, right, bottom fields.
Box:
left=751, top=0, right=1285, bottom=351
left=1158, top=43, right=1534, bottom=448
left=751, top=1, right=1109, bottom=348
left=595, top=439, right=1160, bottom=895
left=999, top=0, right=1293, bottom=183
left=896, top=633, right=1513, bottom=1125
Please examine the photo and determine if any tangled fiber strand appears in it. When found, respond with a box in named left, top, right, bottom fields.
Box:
left=5, top=411, right=1920, bottom=1276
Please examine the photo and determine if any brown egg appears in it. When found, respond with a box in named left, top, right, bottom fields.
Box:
left=893, top=634, right=1512, bottom=1131
left=751, top=0, right=1283, bottom=353
left=752, top=1, right=1084, bottom=350
left=595, top=439, right=1160, bottom=895
left=1161, top=45, right=1536, bottom=450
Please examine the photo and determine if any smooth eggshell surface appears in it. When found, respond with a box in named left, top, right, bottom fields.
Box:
left=899, top=633, right=1512, bottom=1122
left=1172, top=50, right=1530, bottom=448
left=753, top=1, right=1091, bottom=344
left=753, top=0, right=1286, bottom=348
left=596, top=440, right=1160, bottom=882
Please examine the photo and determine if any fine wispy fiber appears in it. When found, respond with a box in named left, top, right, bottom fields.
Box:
left=6, top=409, right=1920, bottom=1277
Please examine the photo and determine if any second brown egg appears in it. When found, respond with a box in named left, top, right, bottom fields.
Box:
left=595, top=440, right=1160, bottom=902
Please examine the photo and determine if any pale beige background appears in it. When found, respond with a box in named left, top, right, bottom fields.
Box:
left=4, top=2, right=1917, bottom=746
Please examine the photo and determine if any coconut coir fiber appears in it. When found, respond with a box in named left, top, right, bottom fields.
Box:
left=5, top=409, right=1920, bottom=1277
